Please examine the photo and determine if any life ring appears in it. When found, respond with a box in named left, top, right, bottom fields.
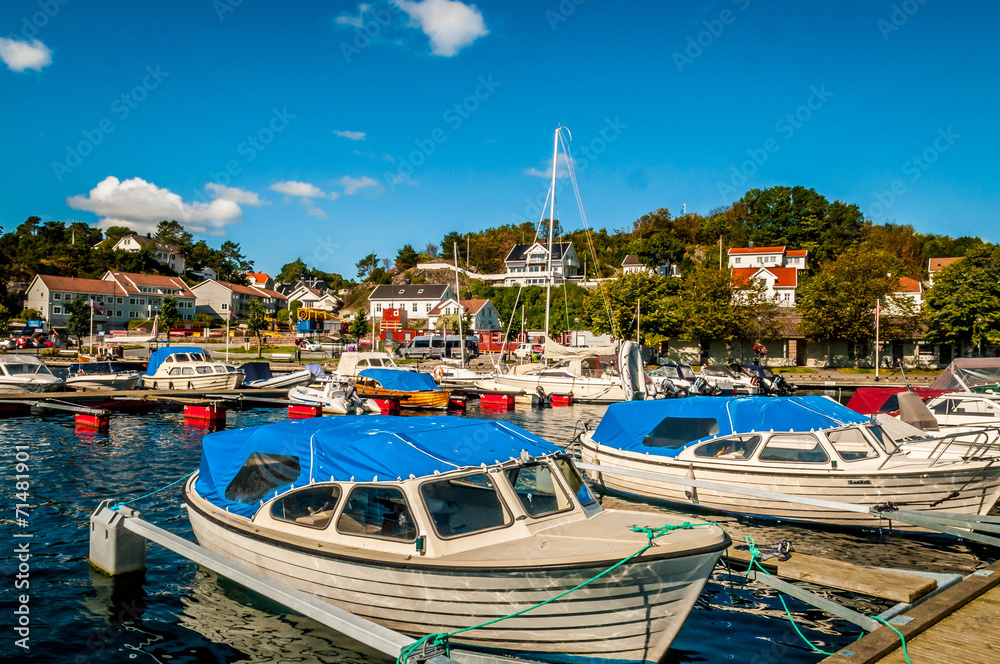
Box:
left=432, top=366, right=446, bottom=381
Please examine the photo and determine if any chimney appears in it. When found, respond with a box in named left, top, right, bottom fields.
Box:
left=404, top=278, right=411, bottom=285
left=748, top=241, right=754, bottom=249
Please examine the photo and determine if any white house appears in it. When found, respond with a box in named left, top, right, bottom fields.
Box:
left=891, top=277, right=924, bottom=311
left=101, top=233, right=187, bottom=274
left=426, top=298, right=502, bottom=331
left=24, top=271, right=196, bottom=331
left=621, top=254, right=651, bottom=275
left=503, top=242, right=580, bottom=286
left=928, top=257, right=960, bottom=287
left=727, top=245, right=807, bottom=271
left=190, top=266, right=217, bottom=281
left=190, top=280, right=287, bottom=320
left=286, top=284, right=343, bottom=313
left=368, top=284, right=455, bottom=323
left=246, top=272, right=274, bottom=289
left=731, top=267, right=799, bottom=307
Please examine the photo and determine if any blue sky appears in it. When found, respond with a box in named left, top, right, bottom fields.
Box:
left=1, top=0, right=997, bottom=278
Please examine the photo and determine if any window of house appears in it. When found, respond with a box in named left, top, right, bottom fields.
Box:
left=412, top=303, right=418, bottom=312
left=336, top=486, right=416, bottom=541
left=53, top=306, right=61, bottom=314
left=270, top=485, right=342, bottom=529
left=116, top=311, right=123, bottom=317
left=420, top=473, right=510, bottom=538
left=425, top=303, right=432, bottom=312
left=53, top=293, right=61, bottom=300
left=222, top=303, right=228, bottom=310
left=117, top=298, right=123, bottom=303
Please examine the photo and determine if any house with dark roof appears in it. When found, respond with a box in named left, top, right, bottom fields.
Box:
left=367, top=284, right=455, bottom=323
left=731, top=267, right=799, bottom=307
left=286, top=284, right=343, bottom=313
left=190, top=279, right=287, bottom=320
left=502, top=241, right=580, bottom=286
left=24, top=271, right=196, bottom=331
left=99, top=233, right=187, bottom=274
left=426, top=298, right=501, bottom=331
left=621, top=254, right=649, bottom=275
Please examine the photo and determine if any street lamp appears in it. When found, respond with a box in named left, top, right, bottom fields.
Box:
left=976, top=316, right=984, bottom=358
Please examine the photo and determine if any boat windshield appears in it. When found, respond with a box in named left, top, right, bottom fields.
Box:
left=553, top=458, right=596, bottom=506
left=504, top=462, right=572, bottom=518
left=678, top=365, right=696, bottom=380
left=827, top=428, right=880, bottom=461
left=420, top=472, right=510, bottom=538
left=1, top=363, right=51, bottom=376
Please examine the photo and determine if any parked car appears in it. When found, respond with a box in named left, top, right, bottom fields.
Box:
left=398, top=336, right=438, bottom=360
left=14, top=337, right=36, bottom=349
left=300, top=340, right=323, bottom=352
left=0, top=338, right=14, bottom=350
left=512, top=342, right=543, bottom=360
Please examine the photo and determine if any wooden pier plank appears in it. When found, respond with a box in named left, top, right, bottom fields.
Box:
left=726, top=547, right=938, bottom=604
left=819, top=559, right=1000, bottom=664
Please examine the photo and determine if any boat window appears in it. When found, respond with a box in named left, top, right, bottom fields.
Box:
left=169, top=367, right=182, bottom=376
left=369, top=359, right=383, bottom=367
left=224, top=453, right=301, bottom=504
left=694, top=434, right=761, bottom=460
left=554, top=459, right=597, bottom=505
left=182, top=367, right=194, bottom=375
left=929, top=399, right=951, bottom=415
left=337, top=486, right=416, bottom=541
left=174, top=354, right=189, bottom=362
left=214, top=366, right=226, bottom=373
left=758, top=434, right=830, bottom=464
left=504, top=462, right=572, bottom=518
left=226, top=366, right=236, bottom=373
left=828, top=428, right=880, bottom=461
left=270, top=485, right=342, bottom=529
left=165, top=355, right=175, bottom=363
left=420, top=473, right=510, bottom=538
left=954, top=399, right=999, bottom=416
left=642, top=417, right=719, bottom=449
left=197, top=366, right=213, bottom=374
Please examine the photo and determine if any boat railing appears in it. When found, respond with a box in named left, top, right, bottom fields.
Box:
left=880, top=426, right=1000, bottom=469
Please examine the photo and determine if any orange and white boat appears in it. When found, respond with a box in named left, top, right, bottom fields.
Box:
left=354, top=368, right=451, bottom=410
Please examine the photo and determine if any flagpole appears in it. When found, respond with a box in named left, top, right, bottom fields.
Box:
left=874, top=298, right=880, bottom=382
left=89, top=299, right=94, bottom=355
left=226, top=301, right=231, bottom=362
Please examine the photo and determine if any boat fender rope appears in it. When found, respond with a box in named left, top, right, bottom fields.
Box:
left=395, top=521, right=715, bottom=664
left=110, top=471, right=196, bottom=511
left=735, top=539, right=793, bottom=562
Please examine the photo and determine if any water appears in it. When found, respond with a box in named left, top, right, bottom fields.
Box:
left=1, top=403, right=993, bottom=664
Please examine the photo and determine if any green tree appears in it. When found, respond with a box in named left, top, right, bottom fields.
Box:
left=925, top=245, right=1000, bottom=350
left=160, top=296, right=180, bottom=330
left=797, top=246, right=923, bottom=366
left=396, top=244, right=420, bottom=271
left=193, top=313, right=215, bottom=328
left=356, top=253, right=378, bottom=280
left=216, top=241, right=253, bottom=283
left=18, top=308, right=42, bottom=321
left=349, top=308, right=370, bottom=342
left=155, top=220, right=193, bottom=254
left=246, top=298, right=268, bottom=358
left=278, top=258, right=310, bottom=284
left=276, top=308, right=290, bottom=325
left=289, top=299, right=303, bottom=322
left=65, top=297, right=92, bottom=348
left=0, top=304, right=11, bottom=341
left=101, top=225, right=135, bottom=246
left=584, top=273, right=682, bottom=345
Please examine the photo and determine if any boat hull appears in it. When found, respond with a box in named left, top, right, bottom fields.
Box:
left=360, top=385, right=451, bottom=410
left=580, top=437, right=1000, bottom=529
left=0, top=378, right=63, bottom=393
left=246, top=370, right=314, bottom=390
left=493, top=374, right=624, bottom=403
left=65, top=375, right=142, bottom=391
left=140, top=372, right=244, bottom=391
left=184, top=481, right=723, bottom=664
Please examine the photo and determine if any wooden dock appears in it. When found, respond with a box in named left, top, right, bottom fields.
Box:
left=820, top=558, right=1000, bottom=664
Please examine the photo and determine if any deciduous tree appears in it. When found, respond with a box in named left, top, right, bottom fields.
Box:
left=925, top=245, right=1000, bottom=350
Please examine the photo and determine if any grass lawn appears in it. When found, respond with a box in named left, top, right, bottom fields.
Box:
left=773, top=367, right=816, bottom=374
left=838, top=367, right=939, bottom=375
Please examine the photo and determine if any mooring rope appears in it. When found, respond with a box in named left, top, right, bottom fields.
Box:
left=111, top=471, right=196, bottom=511
left=396, top=521, right=715, bottom=664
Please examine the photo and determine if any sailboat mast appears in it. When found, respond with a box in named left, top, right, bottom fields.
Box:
left=543, top=127, right=559, bottom=345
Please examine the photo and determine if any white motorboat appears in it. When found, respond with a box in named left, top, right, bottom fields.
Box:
left=139, top=346, right=244, bottom=390
left=64, top=361, right=143, bottom=391
left=925, top=391, right=1000, bottom=429
left=287, top=381, right=380, bottom=415
left=579, top=396, right=1000, bottom=529
left=646, top=362, right=696, bottom=397
left=183, top=416, right=730, bottom=664
left=695, top=364, right=760, bottom=395
left=492, top=340, right=632, bottom=403
left=0, top=355, right=63, bottom=393
left=240, top=361, right=313, bottom=389
left=333, top=351, right=400, bottom=378
left=431, top=361, right=488, bottom=386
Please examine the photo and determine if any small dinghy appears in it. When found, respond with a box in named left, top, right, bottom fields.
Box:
left=65, top=361, right=143, bottom=391
left=240, top=361, right=313, bottom=389
left=287, top=380, right=379, bottom=414
left=184, top=416, right=729, bottom=663
left=354, top=368, right=451, bottom=410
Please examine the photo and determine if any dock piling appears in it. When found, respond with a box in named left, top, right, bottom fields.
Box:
left=89, top=500, right=146, bottom=575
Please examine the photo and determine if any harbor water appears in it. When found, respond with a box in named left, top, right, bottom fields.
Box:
left=1, top=402, right=993, bottom=664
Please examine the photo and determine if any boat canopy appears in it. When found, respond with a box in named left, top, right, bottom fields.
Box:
left=591, top=396, right=869, bottom=458
left=845, top=387, right=945, bottom=415
left=543, top=338, right=616, bottom=359
left=305, top=362, right=326, bottom=379
left=194, top=415, right=558, bottom=518
left=146, top=346, right=206, bottom=376
left=359, top=368, right=438, bottom=391
left=929, top=359, right=1000, bottom=391
left=239, top=362, right=273, bottom=382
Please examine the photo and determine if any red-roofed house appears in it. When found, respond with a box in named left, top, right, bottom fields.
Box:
left=728, top=245, right=808, bottom=271
left=426, top=298, right=501, bottom=331
left=731, top=267, right=799, bottom=307
left=246, top=272, right=274, bottom=289
left=890, top=276, right=924, bottom=311
left=928, top=257, right=961, bottom=287
left=190, top=279, right=287, bottom=320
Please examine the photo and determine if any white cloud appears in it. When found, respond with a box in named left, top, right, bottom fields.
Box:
left=0, top=38, right=52, bottom=72
left=270, top=180, right=337, bottom=220
left=394, top=0, right=488, bottom=56
left=68, top=176, right=245, bottom=236
left=336, top=3, right=371, bottom=28
left=334, top=130, right=366, bottom=141
left=525, top=152, right=575, bottom=179
left=340, top=175, right=379, bottom=195
left=270, top=180, right=328, bottom=198
left=205, top=183, right=268, bottom=206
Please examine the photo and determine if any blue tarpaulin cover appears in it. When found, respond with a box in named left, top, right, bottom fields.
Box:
left=195, top=415, right=558, bottom=518
left=239, top=362, right=273, bottom=383
left=305, top=362, right=326, bottom=379
left=359, top=368, right=439, bottom=392
left=146, top=346, right=206, bottom=376
left=591, top=396, right=869, bottom=458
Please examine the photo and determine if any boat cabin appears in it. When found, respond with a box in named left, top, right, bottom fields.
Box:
left=336, top=351, right=399, bottom=377
left=0, top=356, right=57, bottom=379
left=925, top=393, right=1000, bottom=428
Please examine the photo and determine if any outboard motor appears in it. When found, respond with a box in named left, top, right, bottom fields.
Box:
left=618, top=341, right=647, bottom=401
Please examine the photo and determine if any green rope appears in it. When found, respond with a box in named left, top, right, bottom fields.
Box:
left=111, top=471, right=195, bottom=511
left=873, top=616, right=912, bottom=664
left=396, top=521, right=715, bottom=664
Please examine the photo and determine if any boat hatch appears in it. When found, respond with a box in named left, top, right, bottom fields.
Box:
left=643, top=417, right=720, bottom=449
left=225, top=453, right=302, bottom=504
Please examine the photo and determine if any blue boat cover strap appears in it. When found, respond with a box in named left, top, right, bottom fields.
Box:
left=591, top=396, right=868, bottom=458
left=146, top=346, right=207, bottom=376
left=195, top=415, right=559, bottom=518
left=359, top=368, right=439, bottom=391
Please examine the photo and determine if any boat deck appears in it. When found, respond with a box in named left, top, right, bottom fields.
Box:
left=819, top=558, right=1000, bottom=664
